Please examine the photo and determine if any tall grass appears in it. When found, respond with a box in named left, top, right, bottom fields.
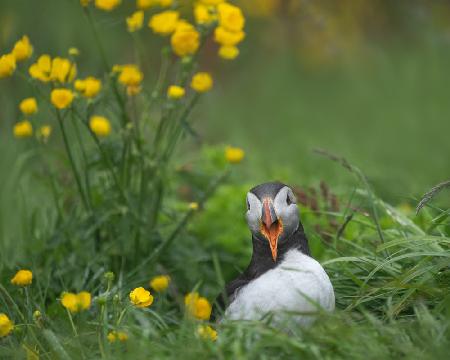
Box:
left=1, top=141, right=449, bottom=358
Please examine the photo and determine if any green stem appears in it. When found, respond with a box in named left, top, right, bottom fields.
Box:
left=56, top=110, right=90, bottom=210
left=162, top=94, right=200, bottom=163
left=72, top=109, right=128, bottom=204
left=98, top=304, right=106, bottom=359
left=0, top=284, right=26, bottom=322
left=36, top=142, right=65, bottom=222
left=116, top=307, right=128, bottom=326
left=65, top=309, right=87, bottom=360
left=134, top=167, right=147, bottom=259
left=127, top=170, right=230, bottom=280
left=66, top=309, right=78, bottom=337
left=71, top=110, right=93, bottom=208
left=151, top=47, right=171, bottom=102
left=83, top=7, right=109, bottom=70
left=84, top=5, right=134, bottom=188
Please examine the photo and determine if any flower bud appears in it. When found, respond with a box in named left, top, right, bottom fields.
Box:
left=104, top=272, right=115, bottom=282
left=96, top=296, right=107, bottom=306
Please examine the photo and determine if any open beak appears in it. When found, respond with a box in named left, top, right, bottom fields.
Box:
left=260, top=198, right=283, bottom=261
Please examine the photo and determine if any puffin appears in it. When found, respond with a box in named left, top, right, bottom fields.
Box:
left=216, top=182, right=335, bottom=326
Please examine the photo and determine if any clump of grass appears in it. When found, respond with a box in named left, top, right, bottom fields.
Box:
left=3, top=143, right=447, bottom=359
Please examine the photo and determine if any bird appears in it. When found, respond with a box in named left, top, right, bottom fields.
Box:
left=216, top=182, right=335, bottom=326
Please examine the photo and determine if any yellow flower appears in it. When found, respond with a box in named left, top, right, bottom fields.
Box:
left=189, top=202, right=199, bottom=210
left=197, top=325, right=217, bottom=341
left=0, top=54, right=16, bottom=79
left=33, top=310, right=42, bottom=322
left=78, top=292, right=92, bottom=310
left=225, top=146, right=244, bottom=164
left=217, top=2, right=245, bottom=32
left=38, top=125, right=52, bottom=142
left=74, top=77, right=102, bottom=98
left=80, top=0, right=91, bottom=7
left=29, top=55, right=51, bottom=82
left=51, top=88, right=74, bottom=109
left=194, top=297, right=212, bottom=320
left=184, top=292, right=212, bottom=320
left=137, top=0, right=157, bottom=9
left=11, top=269, right=33, bottom=286
left=0, top=313, right=14, bottom=338
left=19, top=97, right=38, bottom=115
left=95, top=0, right=121, bottom=11
left=107, top=331, right=128, bottom=343
left=13, top=121, right=33, bottom=138
left=171, top=21, right=200, bottom=57
left=89, top=116, right=111, bottom=137
left=61, top=293, right=78, bottom=313
left=167, top=85, right=185, bottom=99
left=49, top=57, right=77, bottom=83
left=185, top=292, right=199, bottom=306
left=159, top=0, right=172, bottom=6
left=117, top=64, right=143, bottom=87
left=29, top=56, right=76, bottom=83
left=69, top=47, right=80, bottom=56
left=61, top=291, right=92, bottom=313
left=107, top=332, right=116, bottom=343
left=218, top=45, right=239, bottom=60
left=129, top=287, right=154, bottom=308
left=150, top=275, right=170, bottom=292
left=148, top=10, right=180, bottom=35
left=200, top=0, right=224, bottom=5
left=194, top=3, right=216, bottom=25
left=137, top=0, right=171, bottom=7
left=12, top=35, right=33, bottom=62
left=214, top=26, right=245, bottom=46
left=190, top=72, right=213, bottom=93
left=127, top=11, right=144, bottom=32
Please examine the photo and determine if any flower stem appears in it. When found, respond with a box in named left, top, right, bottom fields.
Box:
left=56, top=110, right=90, bottom=211
left=98, top=304, right=106, bottom=359
left=65, top=309, right=87, bottom=360
left=66, top=309, right=78, bottom=337
left=71, top=110, right=93, bottom=208
left=126, top=170, right=230, bottom=280
left=83, top=8, right=109, bottom=70
left=116, top=307, right=128, bottom=326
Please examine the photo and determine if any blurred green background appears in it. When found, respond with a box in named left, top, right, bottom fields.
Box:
left=1, top=0, right=449, bottom=201
left=0, top=3, right=449, bottom=357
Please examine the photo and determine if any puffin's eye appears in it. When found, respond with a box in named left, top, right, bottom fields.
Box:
left=286, top=194, right=292, bottom=206
left=246, top=199, right=250, bottom=210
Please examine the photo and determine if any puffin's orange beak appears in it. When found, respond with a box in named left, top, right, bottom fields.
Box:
left=260, top=198, right=283, bottom=261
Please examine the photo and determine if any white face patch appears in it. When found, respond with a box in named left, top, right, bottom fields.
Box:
left=245, top=192, right=262, bottom=234
left=273, top=186, right=299, bottom=241
left=245, top=186, right=299, bottom=241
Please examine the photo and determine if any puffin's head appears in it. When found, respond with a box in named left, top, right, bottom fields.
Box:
left=246, top=182, right=299, bottom=262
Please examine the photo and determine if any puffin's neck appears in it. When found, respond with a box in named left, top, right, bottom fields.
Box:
left=246, top=223, right=311, bottom=279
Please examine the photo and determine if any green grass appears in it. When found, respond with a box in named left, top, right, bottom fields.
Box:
left=1, top=168, right=449, bottom=359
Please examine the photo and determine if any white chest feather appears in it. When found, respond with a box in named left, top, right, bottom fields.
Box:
left=224, top=250, right=335, bottom=326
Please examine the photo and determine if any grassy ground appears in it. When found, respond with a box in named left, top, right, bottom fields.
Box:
left=1, top=160, right=449, bottom=359
left=1, top=1, right=450, bottom=359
